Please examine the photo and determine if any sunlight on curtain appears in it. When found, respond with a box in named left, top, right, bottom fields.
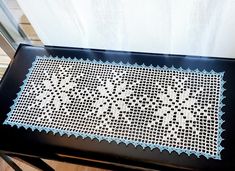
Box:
left=17, top=0, right=235, bottom=58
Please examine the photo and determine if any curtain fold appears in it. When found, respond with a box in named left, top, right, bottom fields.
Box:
left=17, top=0, right=235, bottom=58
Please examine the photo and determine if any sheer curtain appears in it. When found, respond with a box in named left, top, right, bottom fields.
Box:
left=17, top=0, right=235, bottom=58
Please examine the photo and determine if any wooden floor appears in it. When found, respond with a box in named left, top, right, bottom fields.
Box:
left=0, top=157, right=107, bottom=171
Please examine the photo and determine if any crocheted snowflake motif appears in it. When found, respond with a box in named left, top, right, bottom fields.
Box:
left=26, top=65, right=80, bottom=122
left=91, top=70, right=137, bottom=129
left=145, top=76, right=204, bottom=141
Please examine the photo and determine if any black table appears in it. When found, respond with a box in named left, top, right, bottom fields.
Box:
left=0, top=44, right=234, bottom=171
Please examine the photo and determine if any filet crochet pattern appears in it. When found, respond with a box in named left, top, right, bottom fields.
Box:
left=4, top=56, right=225, bottom=160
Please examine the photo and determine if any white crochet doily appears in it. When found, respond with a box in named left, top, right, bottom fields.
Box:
left=4, top=56, right=224, bottom=159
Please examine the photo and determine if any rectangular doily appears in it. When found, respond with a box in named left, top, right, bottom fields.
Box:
left=4, top=56, right=225, bottom=159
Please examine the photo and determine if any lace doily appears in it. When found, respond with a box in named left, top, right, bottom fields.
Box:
left=4, top=56, right=225, bottom=159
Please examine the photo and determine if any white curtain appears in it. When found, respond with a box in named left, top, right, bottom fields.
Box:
left=17, top=0, right=235, bottom=58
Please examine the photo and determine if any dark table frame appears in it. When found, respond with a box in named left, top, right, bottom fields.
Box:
left=0, top=44, right=235, bottom=171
